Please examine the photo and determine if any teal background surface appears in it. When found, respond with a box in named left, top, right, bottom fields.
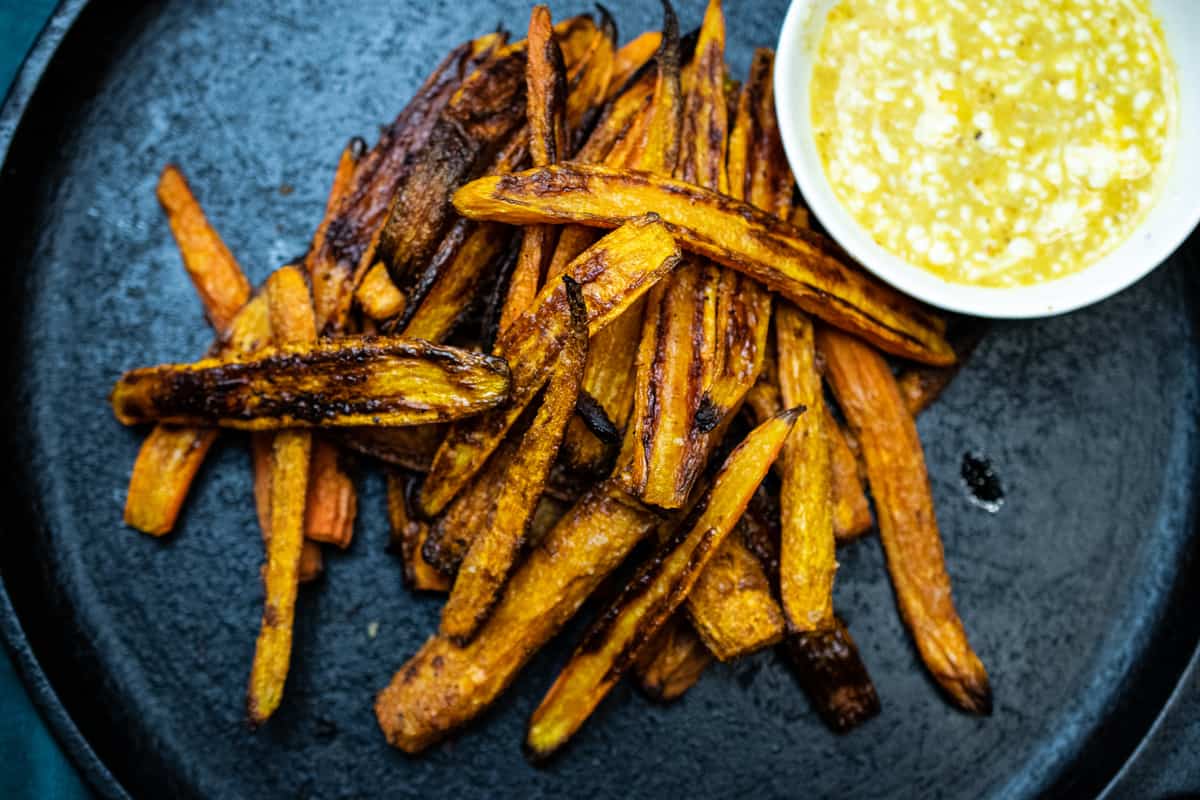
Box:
left=2, top=2, right=94, bottom=797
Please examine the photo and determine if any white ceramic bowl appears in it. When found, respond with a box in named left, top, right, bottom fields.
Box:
left=774, top=0, right=1200, bottom=319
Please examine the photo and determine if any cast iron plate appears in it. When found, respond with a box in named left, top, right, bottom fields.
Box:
left=2, top=2, right=1199, bottom=798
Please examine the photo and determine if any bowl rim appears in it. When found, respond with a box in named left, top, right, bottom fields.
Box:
left=773, top=0, right=1200, bottom=320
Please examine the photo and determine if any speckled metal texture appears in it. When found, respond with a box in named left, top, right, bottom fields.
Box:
left=1, top=2, right=1198, bottom=798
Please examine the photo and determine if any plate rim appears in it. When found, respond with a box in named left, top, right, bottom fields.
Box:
left=0, top=1, right=130, bottom=798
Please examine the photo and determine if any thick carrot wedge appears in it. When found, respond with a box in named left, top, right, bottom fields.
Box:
left=816, top=325, right=991, bottom=714
left=776, top=303, right=836, bottom=632
left=422, top=437, right=518, bottom=577
left=375, top=482, right=663, bottom=753
left=634, top=615, right=712, bottom=701
left=111, top=337, right=511, bottom=430
left=247, top=266, right=317, bottom=725
left=524, top=408, right=799, bottom=759
left=418, top=218, right=680, bottom=517
left=453, top=163, right=954, bottom=365
left=441, top=278, right=588, bottom=642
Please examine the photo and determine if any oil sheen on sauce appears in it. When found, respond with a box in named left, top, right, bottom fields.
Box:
left=810, top=0, right=1177, bottom=287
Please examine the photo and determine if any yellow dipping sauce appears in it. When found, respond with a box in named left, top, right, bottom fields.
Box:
left=810, top=0, right=1177, bottom=287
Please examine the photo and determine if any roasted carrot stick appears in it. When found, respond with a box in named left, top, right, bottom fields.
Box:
left=498, top=6, right=569, bottom=333
left=247, top=266, right=317, bottom=726
left=525, top=408, right=799, bottom=760
left=156, top=165, right=252, bottom=332
left=252, top=432, right=323, bottom=583
left=303, top=438, right=356, bottom=549
left=441, top=278, right=588, bottom=642
left=816, top=325, right=991, bottom=714
left=111, top=337, right=512, bottom=430
left=776, top=303, right=836, bottom=632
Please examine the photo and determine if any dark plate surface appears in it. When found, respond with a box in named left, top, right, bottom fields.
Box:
left=2, top=2, right=1199, bottom=798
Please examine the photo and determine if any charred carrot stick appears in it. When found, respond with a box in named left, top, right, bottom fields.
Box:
left=525, top=408, right=799, bottom=760
left=453, top=163, right=955, bottom=366
left=440, top=278, right=588, bottom=643
left=111, top=337, right=512, bottom=430
left=247, top=267, right=317, bottom=726
left=302, top=142, right=366, bottom=552
left=609, top=32, right=662, bottom=99
left=252, top=433, right=323, bottom=584
left=816, top=325, right=991, bottom=714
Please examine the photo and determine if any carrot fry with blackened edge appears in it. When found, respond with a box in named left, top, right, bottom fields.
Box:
left=609, top=32, right=662, bottom=98
left=418, top=218, right=681, bottom=517
left=375, top=482, right=663, bottom=753
left=780, top=618, right=881, bottom=733
left=111, top=337, right=511, bottom=430
left=441, top=277, right=588, bottom=642
left=452, top=163, right=954, bottom=366
left=525, top=408, right=800, bottom=760
left=247, top=267, right=317, bottom=725
left=816, top=325, right=991, bottom=713
left=776, top=303, right=836, bottom=632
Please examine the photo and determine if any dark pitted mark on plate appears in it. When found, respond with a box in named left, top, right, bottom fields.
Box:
left=961, top=452, right=1004, bottom=512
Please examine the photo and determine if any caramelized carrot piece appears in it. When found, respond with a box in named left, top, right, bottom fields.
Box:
left=453, top=163, right=955, bottom=366
left=609, top=32, right=662, bottom=98
left=247, top=267, right=317, bottom=725
left=355, top=262, right=406, bottom=321
left=525, top=409, right=799, bottom=760
left=498, top=6, right=570, bottom=334
left=816, top=326, right=991, bottom=714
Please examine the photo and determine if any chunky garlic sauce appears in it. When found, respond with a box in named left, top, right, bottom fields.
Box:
left=810, top=0, right=1176, bottom=287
